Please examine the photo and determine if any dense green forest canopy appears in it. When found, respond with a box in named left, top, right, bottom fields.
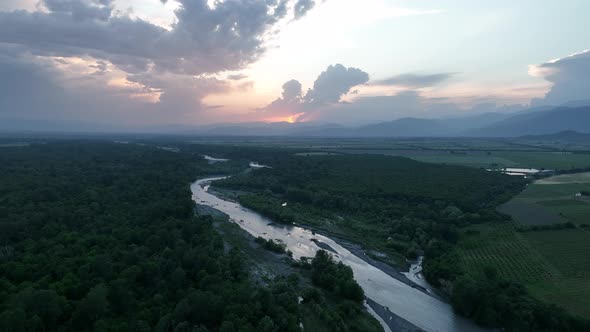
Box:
left=220, top=154, right=525, bottom=210
left=215, top=153, right=590, bottom=331
left=0, top=141, right=378, bottom=332
left=217, top=154, right=526, bottom=261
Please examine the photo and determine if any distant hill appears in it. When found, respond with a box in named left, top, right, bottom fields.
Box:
left=176, top=106, right=590, bottom=138
left=4, top=104, right=590, bottom=138
left=292, top=118, right=452, bottom=137
left=192, top=122, right=344, bottom=136
left=465, top=106, right=590, bottom=137
left=519, top=130, right=590, bottom=142
left=352, top=118, right=452, bottom=137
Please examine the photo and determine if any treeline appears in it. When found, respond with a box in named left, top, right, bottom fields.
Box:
left=0, top=142, right=381, bottom=332
left=216, top=154, right=524, bottom=263
left=450, top=267, right=590, bottom=331
left=306, top=250, right=365, bottom=303
left=213, top=152, right=590, bottom=330
left=218, top=154, right=525, bottom=212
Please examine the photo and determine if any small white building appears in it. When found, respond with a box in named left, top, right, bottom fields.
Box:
left=575, top=193, right=582, bottom=198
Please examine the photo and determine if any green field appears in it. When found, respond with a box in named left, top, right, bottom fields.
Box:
left=466, top=171, right=590, bottom=318
left=499, top=173, right=590, bottom=226
left=524, top=230, right=590, bottom=319
left=493, top=152, right=590, bottom=169
left=458, top=223, right=590, bottom=319
left=326, top=148, right=590, bottom=169
left=459, top=223, right=558, bottom=283
left=498, top=200, right=565, bottom=225
left=187, top=136, right=590, bottom=170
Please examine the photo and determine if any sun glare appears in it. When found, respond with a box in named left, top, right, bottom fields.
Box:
left=264, top=112, right=305, bottom=124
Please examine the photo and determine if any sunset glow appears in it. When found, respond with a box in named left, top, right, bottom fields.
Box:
left=0, top=0, right=589, bottom=128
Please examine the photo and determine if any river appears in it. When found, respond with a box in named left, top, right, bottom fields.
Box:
left=191, top=176, right=489, bottom=332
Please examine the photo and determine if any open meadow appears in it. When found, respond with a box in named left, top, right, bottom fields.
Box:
left=500, top=172, right=590, bottom=226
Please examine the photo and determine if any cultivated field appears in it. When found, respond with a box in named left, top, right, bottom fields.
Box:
left=467, top=171, right=590, bottom=318
left=458, top=223, right=590, bottom=319
left=498, top=200, right=565, bottom=225
left=524, top=230, right=590, bottom=319
left=458, top=222, right=558, bottom=283
left=189, top=137, right=590, bottom=170
left=501, top=173, right=590, bottom=226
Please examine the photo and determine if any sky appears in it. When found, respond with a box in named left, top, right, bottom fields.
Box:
left=0, top=0, right=589, bottom=128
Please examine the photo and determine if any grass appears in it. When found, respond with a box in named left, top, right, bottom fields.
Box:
left=458, top=222, right=558, bottom=283
left=500, top=173, right=590, bottom=226
left=329, top=149, right=590, bottom=169
left=538, top=200, right=590, bottom=224
left=536, top=172, right=590, bottom=184
left=459, top=171, right=590, bottom=318
left=493, top=152, right=590, bottom=170
left=498, top=199, right=565, bottom=225
left=523, top=230, right=590, bottom=278
left=524, top=230, right=590, bottom=319
left=458, top=223, right=590, bottom=319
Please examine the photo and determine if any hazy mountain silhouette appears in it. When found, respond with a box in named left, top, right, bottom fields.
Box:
left=466, top=106, right=590, bottom=137
left=519, top=130, right=590, bottom=142
left=2, top=105, right=590, bottom=138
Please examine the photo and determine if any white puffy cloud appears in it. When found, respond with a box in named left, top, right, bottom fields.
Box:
left=281, top=79, right=303, bottom=102
left=259, top=64, right=529, bottom=125
left=260, top=64, right=369, bottom=119
left=530, top=50, right=590, bottom=106
left=303, top=64, right=369, bottom=104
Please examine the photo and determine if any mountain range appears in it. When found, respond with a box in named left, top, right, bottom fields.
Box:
left=2, top=105, right=590, bottom=138
left=193, top=105, right=590, bottom=137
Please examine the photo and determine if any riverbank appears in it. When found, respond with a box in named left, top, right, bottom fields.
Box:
left=198, top=179, right=442, bottom=332
left=367, top=298, right=426, bottom=332
left=208, top=183, right=441, bottom=299
left=200, top=210, right=427, bottom=332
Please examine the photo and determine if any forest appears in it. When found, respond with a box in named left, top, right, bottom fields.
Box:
left=214, top=152, right=590, bottom=331
left=0, top=141, right=378, bottom=332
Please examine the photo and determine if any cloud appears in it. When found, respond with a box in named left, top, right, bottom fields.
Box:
left=259, top=64, right=369, bottom=120
left=294, top=0, right=316, bottom=19
left=281, top=79, right=303, bottom=101
left=0, top=0, right=299, bottom=76
left=0, top=50, right=232, bottom=129
left=303, top=64, right=369, bottom=104
left=375, top=72, right=455, bottom=88
left=0, top=0, right=320, bottom=126
left=41, top=0, right=114, bottom=21
left=227, top=73, right=248, bottom=81
left=530, top=50, right=590, bottom=106
left=258, top=63, right=529, bottom=125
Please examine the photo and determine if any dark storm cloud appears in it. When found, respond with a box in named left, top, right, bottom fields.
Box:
left=375, top=72, right=455, bottom=88
left=303, top=64, right=369, bottom=104
left=531, top=50, right=590, bottom=106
